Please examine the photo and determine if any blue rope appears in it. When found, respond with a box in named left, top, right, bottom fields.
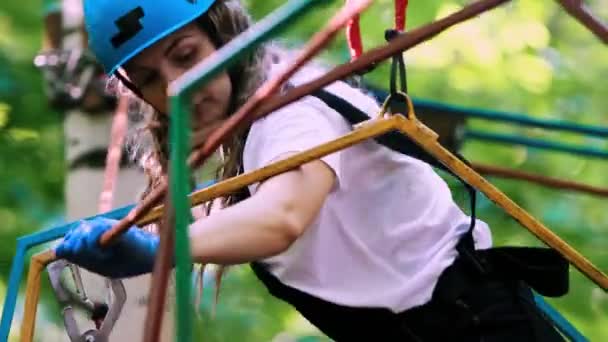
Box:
left=414, top=98, right=608, bottom=138
left=0, top=205, right=134, bottom=341
left=0, top=181, right=216, bottom=340
left=534, top=294, right=589, bottom=342
left=367, top=87, right=608, bottom=138
left=464, top=129, right=608, bottom=159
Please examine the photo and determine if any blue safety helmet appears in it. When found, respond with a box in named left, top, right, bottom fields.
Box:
left=84, top=0, right=217, bottom=75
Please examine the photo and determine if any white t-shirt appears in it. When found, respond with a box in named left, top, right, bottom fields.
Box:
left=243, top=67, right=492, bottom=313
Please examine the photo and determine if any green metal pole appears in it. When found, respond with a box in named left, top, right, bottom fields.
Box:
left=169, top=95, right=194, bottom=342
left=169, top=1, right=325, bottom=341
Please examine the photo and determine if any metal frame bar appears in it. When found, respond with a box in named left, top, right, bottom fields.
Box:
left=555, top=0, right=608, bottom=44
left=534, top=294, right=589, bottom=341
left=464, top=129, right=608, bottom=159
left=366, top=88, right=608, bottom=139
left=391, top=113, right=607, bottom=289
left=167, top=1, right=325, bottom=340
left=0, top=205, right=133, bottom=341
left=9, top=114, right=602, bottom=341
left=472, top=162, right=608, bottom=198
left=4, top=0, right=606, bottom=340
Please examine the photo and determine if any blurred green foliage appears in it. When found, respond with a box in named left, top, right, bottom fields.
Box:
left=1, top=0, right=607, bottom=340
left=0, top=0, right=64, bottom=282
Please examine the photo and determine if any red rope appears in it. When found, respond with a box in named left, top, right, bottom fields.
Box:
left=346, top=1, right=363, bottom=60
left=347, top=0, right=409, bottom=61
left=395, top=0, right=408, bottom=31
left=92, top=96, right=129, bottom=330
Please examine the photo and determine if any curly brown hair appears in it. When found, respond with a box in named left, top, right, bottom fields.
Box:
left=117, top=0, right=270, bottom=204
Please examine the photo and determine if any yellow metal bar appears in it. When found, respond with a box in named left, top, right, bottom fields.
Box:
left=390, top=112, right=608, bottom=290
left=20, top=116, right=402, bottom=341
left=138, top=116, right=403, bottom=225
left=20, top=250, right=55, bottom=342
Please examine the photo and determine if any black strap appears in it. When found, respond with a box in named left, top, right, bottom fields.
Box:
left=385, top=29, right=408, bottom=95
left=312, top=90, right=448, bottom=170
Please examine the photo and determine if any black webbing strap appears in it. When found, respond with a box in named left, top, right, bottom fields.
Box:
left=385, top=29, right=408, bottom=95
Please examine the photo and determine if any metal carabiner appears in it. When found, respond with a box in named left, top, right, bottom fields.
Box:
left=377, top=91, right=416, bottom=121
left=48, top=260, right=126, bottom=342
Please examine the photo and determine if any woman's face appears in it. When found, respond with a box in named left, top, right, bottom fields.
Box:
left=124, top=22, right=232, bottom=132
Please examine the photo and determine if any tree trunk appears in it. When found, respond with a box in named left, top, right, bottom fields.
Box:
left=57, top=0, right=175, bottom=340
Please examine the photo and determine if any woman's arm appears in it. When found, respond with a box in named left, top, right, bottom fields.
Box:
left=189, top=157, right=336, bottom=265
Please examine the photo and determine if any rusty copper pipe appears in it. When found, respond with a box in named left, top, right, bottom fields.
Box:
left=473, top=163, right=608, bottom=197
left=556, top=0, right=608, bottom=44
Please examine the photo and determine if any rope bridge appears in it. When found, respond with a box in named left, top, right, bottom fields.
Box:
left=1, top=0, right=606, bottom=341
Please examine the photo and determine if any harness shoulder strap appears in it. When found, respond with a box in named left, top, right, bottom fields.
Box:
left=311, top=89, right=450, bottom=172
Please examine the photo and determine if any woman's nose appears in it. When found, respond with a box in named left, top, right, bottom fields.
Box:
left=152, top=64, right=190, bottom=114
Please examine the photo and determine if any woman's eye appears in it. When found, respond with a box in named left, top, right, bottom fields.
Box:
left=172, top=48, right=196, bottom=65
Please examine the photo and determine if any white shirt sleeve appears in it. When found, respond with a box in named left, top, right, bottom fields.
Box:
left=243, top=95, right=352, bottom=192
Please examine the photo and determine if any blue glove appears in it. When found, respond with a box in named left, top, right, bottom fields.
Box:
left=55, top=217, right=159, bottom=278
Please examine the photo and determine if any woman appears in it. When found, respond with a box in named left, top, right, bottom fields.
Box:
left=56, top=0, right=566, bottom=340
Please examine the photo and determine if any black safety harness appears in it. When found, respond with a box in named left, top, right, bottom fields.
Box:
left=236, top=87, right=569, bottom=341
